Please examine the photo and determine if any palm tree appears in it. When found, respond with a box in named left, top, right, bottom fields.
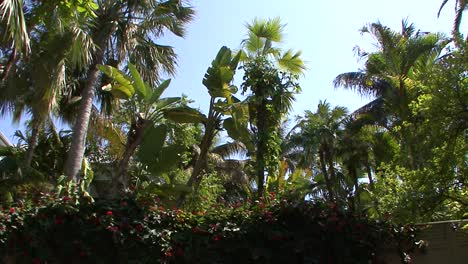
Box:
left=333, top=21, right=446, bottom=168
left=168, top=46, right=243, bottom=203
left=438, top=0, right=467, bottom=45
left=293, top=101, right=348, bottom=202
left=65, top=0, right=195, bottom=182
left=0, top=0, right=30, bottom=80
left=202, top=141, right=251, bottom=202
left=1, top=2, right=95, bottom=168
left=334, top=21, right=445, bottom=123
left=239, top=17, right=306, bottom=197
left=98, top=63, right=190, bottom=194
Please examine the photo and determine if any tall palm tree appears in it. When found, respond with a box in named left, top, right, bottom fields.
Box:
left=0, top=2, right=95, bottom=168
left=334, top=21, right=445, bottom=125
left=293, top=101, right=348, bottom=202
left=65, top=0, right=195, bottom=182
left=438, top=0, right=467, bottom=45
left=0, top=0, right=30, bottom=80
left=333, top=21, right=446, bottom=168
left=240, top=17, right=306, bottom=197
left=170, top=46, right=243, bottom=203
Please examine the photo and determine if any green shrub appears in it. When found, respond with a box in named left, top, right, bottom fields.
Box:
left=0, top=191, right=420, bottom=263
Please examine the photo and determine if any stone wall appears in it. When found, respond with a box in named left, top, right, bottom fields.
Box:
left=384, top=220, right=468, bottom=264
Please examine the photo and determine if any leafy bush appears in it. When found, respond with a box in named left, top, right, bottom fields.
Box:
left=0, top=191, right=421, bottom=263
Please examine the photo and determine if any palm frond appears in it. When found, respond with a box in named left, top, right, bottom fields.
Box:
left=0, top=0, right=30, bottom=54
left=146, top=0, right=195, bottom=38
left=333, top=72, right=392, bottom=97
left=68, top=23, right=95, bottom=69
left=438, top=0, right=451, bottom=17
left=277, top=49, right=307, bottom=75
left=211, top=141, right=247, bottom=159
left=246, top=17, right=284, bottom=43
left=130, top=40, right=178, bottom=85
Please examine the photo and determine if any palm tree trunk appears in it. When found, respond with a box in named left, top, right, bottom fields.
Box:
left=177, top=127, right=214, bottom=206
left=364, top=156, right=374, bottom=191
left=64, top=34, right=111, bottom=182
left=178, top=98, right=217, bottom=205
left=319, top=148, right=334, bottom=201
left=256, top=99, right=268, bottom=198
left=1, top=48, right=16, bottom=81
left=452, top=2, right=466, bottom=47
left=348, top=164, right=359, bottom=210
left=325, top=148, right=336, bottom=185
left=113, top=118, right=148, bottom=196
left=24, top=118, right=40, bottom=168
left=187, top=131, right=213, bottom=190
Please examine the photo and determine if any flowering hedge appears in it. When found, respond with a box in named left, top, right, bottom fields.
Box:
left=0, top=192, right=420, bottom=263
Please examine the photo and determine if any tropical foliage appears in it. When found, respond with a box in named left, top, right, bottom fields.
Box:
left=0, top=1, right=466, bottom=262
left=0, top=191, right=421, bottom=263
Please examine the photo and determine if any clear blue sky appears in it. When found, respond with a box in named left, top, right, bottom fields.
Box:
left=0, top=0, right=465, bottom=143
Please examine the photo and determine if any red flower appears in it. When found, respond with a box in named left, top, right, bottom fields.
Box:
left=269, top=191, right=276, bottom=199
left=106, top=210, right=113, bottom=216
left=213, top=234, right=222, bottom=241
left=176, top=248, right=184, bottom=256
left=55, top=215, right=63, bottom=225
left=9, top=207, right=16, bottom=214
left=107, top=226, right=119, bottom=232
left=62, top=196, right=71, bottom=202
left=165, top=250, right=173, bottom=257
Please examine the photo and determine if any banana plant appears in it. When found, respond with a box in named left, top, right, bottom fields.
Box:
left=98, top=63, right=184, bottom=195
left=164, top=46, right=250, bottom=202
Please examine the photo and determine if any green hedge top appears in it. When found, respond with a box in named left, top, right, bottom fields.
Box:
left=0, top=192, right=420, bottom=264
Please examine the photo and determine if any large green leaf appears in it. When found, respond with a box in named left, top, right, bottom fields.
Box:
left=106, top=84, right=134, bottom=99
left=213, top=46, right=232, bottom=67
left=98, top=65, right=134, bottom=99
left=223, top=117, right=253, bottom=151
left=230, top=99, right=250, bottom=123
left=164, top=107, right=207, bottom=124
left=202, top=47, right=237, bottom=98
left=230, top=50, right=243, bottom=70
left=137, top=124, right=167, bottom=164
left=147, top=145, right=181, bottom=176
left=128, top=63, right=150, bottom=100
left=156, top=97, right=181, bottom=109
left=204, top=67, right=236, bottom=98
left=151, top=79, right=172, bottom=103
left=223, top=117, right=240, bottom=139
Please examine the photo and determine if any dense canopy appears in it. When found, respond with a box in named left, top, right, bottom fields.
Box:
left=0, top=1, right=466, bottom=262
